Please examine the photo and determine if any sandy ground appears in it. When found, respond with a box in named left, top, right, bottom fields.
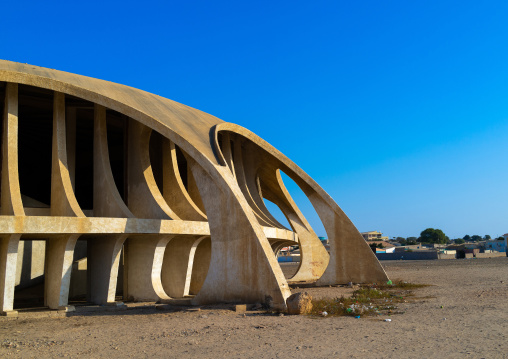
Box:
left=1, top=257, right=507, bottom=358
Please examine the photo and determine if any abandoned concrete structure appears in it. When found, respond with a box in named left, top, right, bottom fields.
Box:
left=0, top=61, right=388, bottom=316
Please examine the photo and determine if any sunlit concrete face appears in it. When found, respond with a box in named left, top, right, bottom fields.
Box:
left=0, top=61, right=388, bottom=316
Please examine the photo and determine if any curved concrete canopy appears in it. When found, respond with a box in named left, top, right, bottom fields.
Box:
left=0, top=60, right=387, bottom=315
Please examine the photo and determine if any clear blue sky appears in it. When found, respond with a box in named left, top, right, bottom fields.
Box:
left=3, top=1, right=508, bottom=239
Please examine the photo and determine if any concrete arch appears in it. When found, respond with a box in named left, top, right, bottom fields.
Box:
left=213, top=123, right=388, bottom=284
left=0, top=60, right=387, bottom=316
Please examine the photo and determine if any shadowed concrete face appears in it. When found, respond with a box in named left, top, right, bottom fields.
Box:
left=0, top=61, right=388, bottom=315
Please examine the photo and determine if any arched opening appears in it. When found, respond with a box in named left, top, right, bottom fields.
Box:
left=160, top=235, right=212, bottom=302
left=279, top=170, right=328, bottom=248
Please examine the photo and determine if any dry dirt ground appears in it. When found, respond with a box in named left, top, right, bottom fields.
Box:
left=1, top=257, right=507, bottom=358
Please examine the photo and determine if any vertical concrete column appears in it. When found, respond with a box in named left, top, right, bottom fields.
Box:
left=161, top=236, right=203, bottom=298
left=126, top=119, right=177, bottom=219
left=51, top=92, right=84, bottom=217
left=162, top=139, right=206, bottom=221
left=87, top=235, right=127, bottom=305
left=123, top=235, right=174, bottom=302
left=0, top=235, right=21, bottom=315
left=44, top=234, right=80, bottom=309
left=46, top=92, right=85, bottom=311
left=93, top=104, right=133, bottom=218
left=1, top=83, right=24, bottom=216
left=0, top=84, right=23, bottom=316
left=188, top=237, right=211, bottom=295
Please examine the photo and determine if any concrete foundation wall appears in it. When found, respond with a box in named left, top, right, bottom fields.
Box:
left=437, top=254, right=456, bottom=260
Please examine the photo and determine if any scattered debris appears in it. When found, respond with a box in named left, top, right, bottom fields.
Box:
left=309, top=281, right=428, bottom=318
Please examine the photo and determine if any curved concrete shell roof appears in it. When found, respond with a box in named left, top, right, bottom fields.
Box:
left=0, top=60, right=387, bottom=315
left=0, top=60, right=221, bottom=166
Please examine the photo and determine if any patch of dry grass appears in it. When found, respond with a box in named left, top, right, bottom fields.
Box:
left=309, top=281, right=427, bottom=318
left=374, top=280, right=430, bottom=290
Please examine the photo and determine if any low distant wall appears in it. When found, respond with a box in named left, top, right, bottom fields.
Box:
left=437, top=254, right=456, bottom=260
left=376, top=251, right=439, bottom=261
left=475, top=252, right=506, bottom=258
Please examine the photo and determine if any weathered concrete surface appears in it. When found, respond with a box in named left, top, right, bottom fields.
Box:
left=44, top=235, right=80, bottom=309
left=0, top=61, right=388, bottom=312
left=124, top=236, right=174, bottom=301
